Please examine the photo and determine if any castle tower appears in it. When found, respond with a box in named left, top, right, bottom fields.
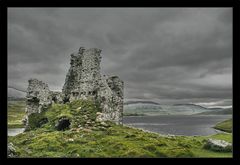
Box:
left=62, top=46, right=123, bottom=124
left=76, top=48, right=102, bottom=100
left=63, top=47, right=102, bottom=101
left=62, top=48, right=84, bottom=101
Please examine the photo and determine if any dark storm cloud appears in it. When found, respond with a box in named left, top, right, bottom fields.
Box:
left=8, top=8, right=232, bottom=106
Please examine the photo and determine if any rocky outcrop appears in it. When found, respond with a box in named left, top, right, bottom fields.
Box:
left=8, top=143, right=17, bottom=158
left=24, top=46, right=124, bottom=130
left=203, top=138, right=232, bottom=152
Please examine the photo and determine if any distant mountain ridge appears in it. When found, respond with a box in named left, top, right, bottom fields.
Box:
left=195, top=108, right=232, bottom=115
left=124, top=101, right=160, bottom=105
left=173, top=104, right=208, bottom=109
left=8, top=87, right=26, bottom=99
left=124, top=100, right=232, bottom=116
left=8, top=86, right=26, bottom=93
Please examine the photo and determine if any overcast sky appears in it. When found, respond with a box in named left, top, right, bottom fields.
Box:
left=8, top=8, right=232, bottom=107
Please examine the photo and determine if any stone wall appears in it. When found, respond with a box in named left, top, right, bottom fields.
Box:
left=62, top=48, right=83, bottom=99
left=96, top=75, right=124, bottom=124
left=62, top=47, right=123, bottom=124
left=50, top=91, right=64, bottom=104
left=24, top=79, right=52, bottom=128
left=25, top=79, right=52, bottom=115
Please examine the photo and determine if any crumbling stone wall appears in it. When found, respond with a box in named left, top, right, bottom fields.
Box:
left=62, top=47, right=84, bottom=99
left=62, top=47, right=123, bottom=124
left=24, top=46, right=124, bottom=129
left=24, top=79, right=52, bottom=128
left=76, top=48, right=102, bottom=101
left=96, top=75, right=124, bottom=124
left=25, top=79, right=52, bottom=115
left=50, top=91, right=64, bottom=104
left=62, top=48, right=102, bottom=102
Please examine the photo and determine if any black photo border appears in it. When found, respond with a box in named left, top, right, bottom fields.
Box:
left=0, top=0, right=239, bottom=164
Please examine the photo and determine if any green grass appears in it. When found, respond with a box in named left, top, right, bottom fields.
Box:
left=8, top=100, right=232, bottom=158
left=8, top=101, right=26, bottom=128
left=214, top=119, right=232, bottom=133
left=208, top=133, right=232, bottom=143
left=8, top=124, right=232, bottom=158
left=44, top=99, right=102, bottom=130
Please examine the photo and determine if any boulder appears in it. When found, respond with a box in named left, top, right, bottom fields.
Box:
left=203, top=138, right=232, bottom=152
left=8, top=143, right=17, bottom=158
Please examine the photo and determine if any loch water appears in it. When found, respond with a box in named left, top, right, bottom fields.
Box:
left=123, top=115, right=231, bottom=136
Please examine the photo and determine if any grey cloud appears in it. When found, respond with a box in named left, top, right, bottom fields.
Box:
left=8, top=8, right=232, bottom=106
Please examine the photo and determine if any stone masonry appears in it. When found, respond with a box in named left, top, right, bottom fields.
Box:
left=24, top=47, right=124, bottom=128
left=23, top=79, right=52, bottom=127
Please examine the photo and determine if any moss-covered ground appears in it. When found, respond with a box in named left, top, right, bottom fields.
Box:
left=214, top=119, right=232, bottom=133
left=8, top=101, right=26, bottom=128
left=8, top=100, right=232, bottom=158
left=8, top=124, right=232, bottom=158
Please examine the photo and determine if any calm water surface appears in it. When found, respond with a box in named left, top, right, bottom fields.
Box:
left=123, top=115, right=231, bottom=136
left=8, top=128, right=25, bottom=136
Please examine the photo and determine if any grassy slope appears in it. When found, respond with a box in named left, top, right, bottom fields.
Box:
left=8, top=101, right=26, bottom=128
left=214, top=119, right=232, bottom=133
left=8, top=100, right=232, bottom=158
left=8, top=124, right=232, bottom=158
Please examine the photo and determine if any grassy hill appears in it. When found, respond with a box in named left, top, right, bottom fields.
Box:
left=8, top=100, right=26, bottom=128
left=8, top=100, right=232, bottom=158
left=214, top=119, right=232, bottom=133
left=8, top=123, right=232, bottom=158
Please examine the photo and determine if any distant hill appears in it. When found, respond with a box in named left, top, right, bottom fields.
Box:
left=8, top=87, right=26, bottom=100
left=8, top=97, right=26, bottom=101
left=195, top=108, right=232, bottom=115
left=124, top=101, right=163, bottom=116
left=160, top=104, right=210, bottom=115
left=173, top=104, right=208, bottom=110
left=123, top=101, right=230, bottom=116
left=124, top=101, right=160, bottom=105
left=214, top=119, right=232, bottom=133
left=208, top=107, right=225, bottom=111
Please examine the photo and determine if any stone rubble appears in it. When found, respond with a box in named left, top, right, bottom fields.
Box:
left=8, top=143, right=17, bottom=158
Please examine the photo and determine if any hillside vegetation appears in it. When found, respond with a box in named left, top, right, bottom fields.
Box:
left=9, top=125, right=232, bottom=158
left=8, top=100, right=232, bottom=158
left=214, top=119, right=232, bottom=133
left=8, top=101, right=26, bottom=128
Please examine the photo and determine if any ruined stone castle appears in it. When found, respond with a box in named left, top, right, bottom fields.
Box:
left=24, top=47, right=124, bottom=128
